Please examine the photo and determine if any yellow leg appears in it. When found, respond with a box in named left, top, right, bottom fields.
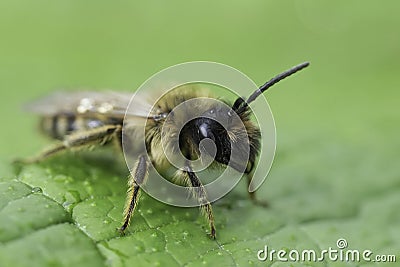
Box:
left=183, top=164, right=216, bottom=239
left=15, top=125, right=121, bottom=164
left=119, top=155, right=149, bottom=233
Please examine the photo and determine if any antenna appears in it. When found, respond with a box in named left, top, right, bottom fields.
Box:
left=246, top=62, right=310, bottom=105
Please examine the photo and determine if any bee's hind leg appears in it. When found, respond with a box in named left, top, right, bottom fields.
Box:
left=14, top=125, right=122, bottom=164
left=119, top=154, right=149, bottom=234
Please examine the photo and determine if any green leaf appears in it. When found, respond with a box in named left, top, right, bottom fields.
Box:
left=0, top=223, right=106, bottom=267
left=1, top=138, right=400, bottom=267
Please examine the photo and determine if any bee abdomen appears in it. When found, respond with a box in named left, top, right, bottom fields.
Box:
left=40, top=114, right=116, bottom=140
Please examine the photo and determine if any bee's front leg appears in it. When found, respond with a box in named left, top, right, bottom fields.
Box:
left=119, top=154, right=149, bottom=234
left=182, top=164, right=216, bottom=239
left=15, top=125, right=121, bottom=164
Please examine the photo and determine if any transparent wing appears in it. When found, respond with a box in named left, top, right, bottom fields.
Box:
left=25, top=90, right=156, bottom=119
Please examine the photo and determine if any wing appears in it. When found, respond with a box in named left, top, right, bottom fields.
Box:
left=25, top=90, right=156, bottom=119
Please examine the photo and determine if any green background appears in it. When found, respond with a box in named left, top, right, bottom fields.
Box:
left=0, top=1, right=399, bottom=266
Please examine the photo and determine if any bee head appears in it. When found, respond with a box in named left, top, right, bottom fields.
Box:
left=177, top=62, right=309, bottom=173
left=179, top=108, right=231, bottom=163
left=178, top=104, right=254, bottom=173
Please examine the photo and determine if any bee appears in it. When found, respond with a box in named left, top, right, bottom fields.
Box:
left=19, top=62, right=309, bottom=239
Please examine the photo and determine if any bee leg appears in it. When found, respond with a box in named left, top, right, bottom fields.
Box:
left=119, top=154, right=148, bottom=234
left=113, top=127, right=124, bottom=152
left=246, top=172, right=269, bottom=207
left=15, top=125, right=121, bottom=164
left=183, top=165, right=216, bottom=239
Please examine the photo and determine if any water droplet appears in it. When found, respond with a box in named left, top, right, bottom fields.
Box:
left=202, top=261, right=207, bottom=265
left=45, top=204, right=50, bottom=208
left=65, top=190, right=81, bottom=203
left=245, top=248, right=251, bottom=252
left=151, top=247, right=158, bottom=252
left=90, top=202, right=96, bottom=207
left=103, top=219, right=110, bottom=224
left=217, top=251, right=223, bottom=256
left=8, top=186, right=14, bottom=191
left=62, top=201, right=71, bottom=209
left=151, top=232, right=157, bottom=237
left=231, top=237, right=237, bottom=242
left=146, top=209, right=153, bottom=214
left=248, top=260, right=254, bottom=265
left=31, top=187, right=43, bottom=193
